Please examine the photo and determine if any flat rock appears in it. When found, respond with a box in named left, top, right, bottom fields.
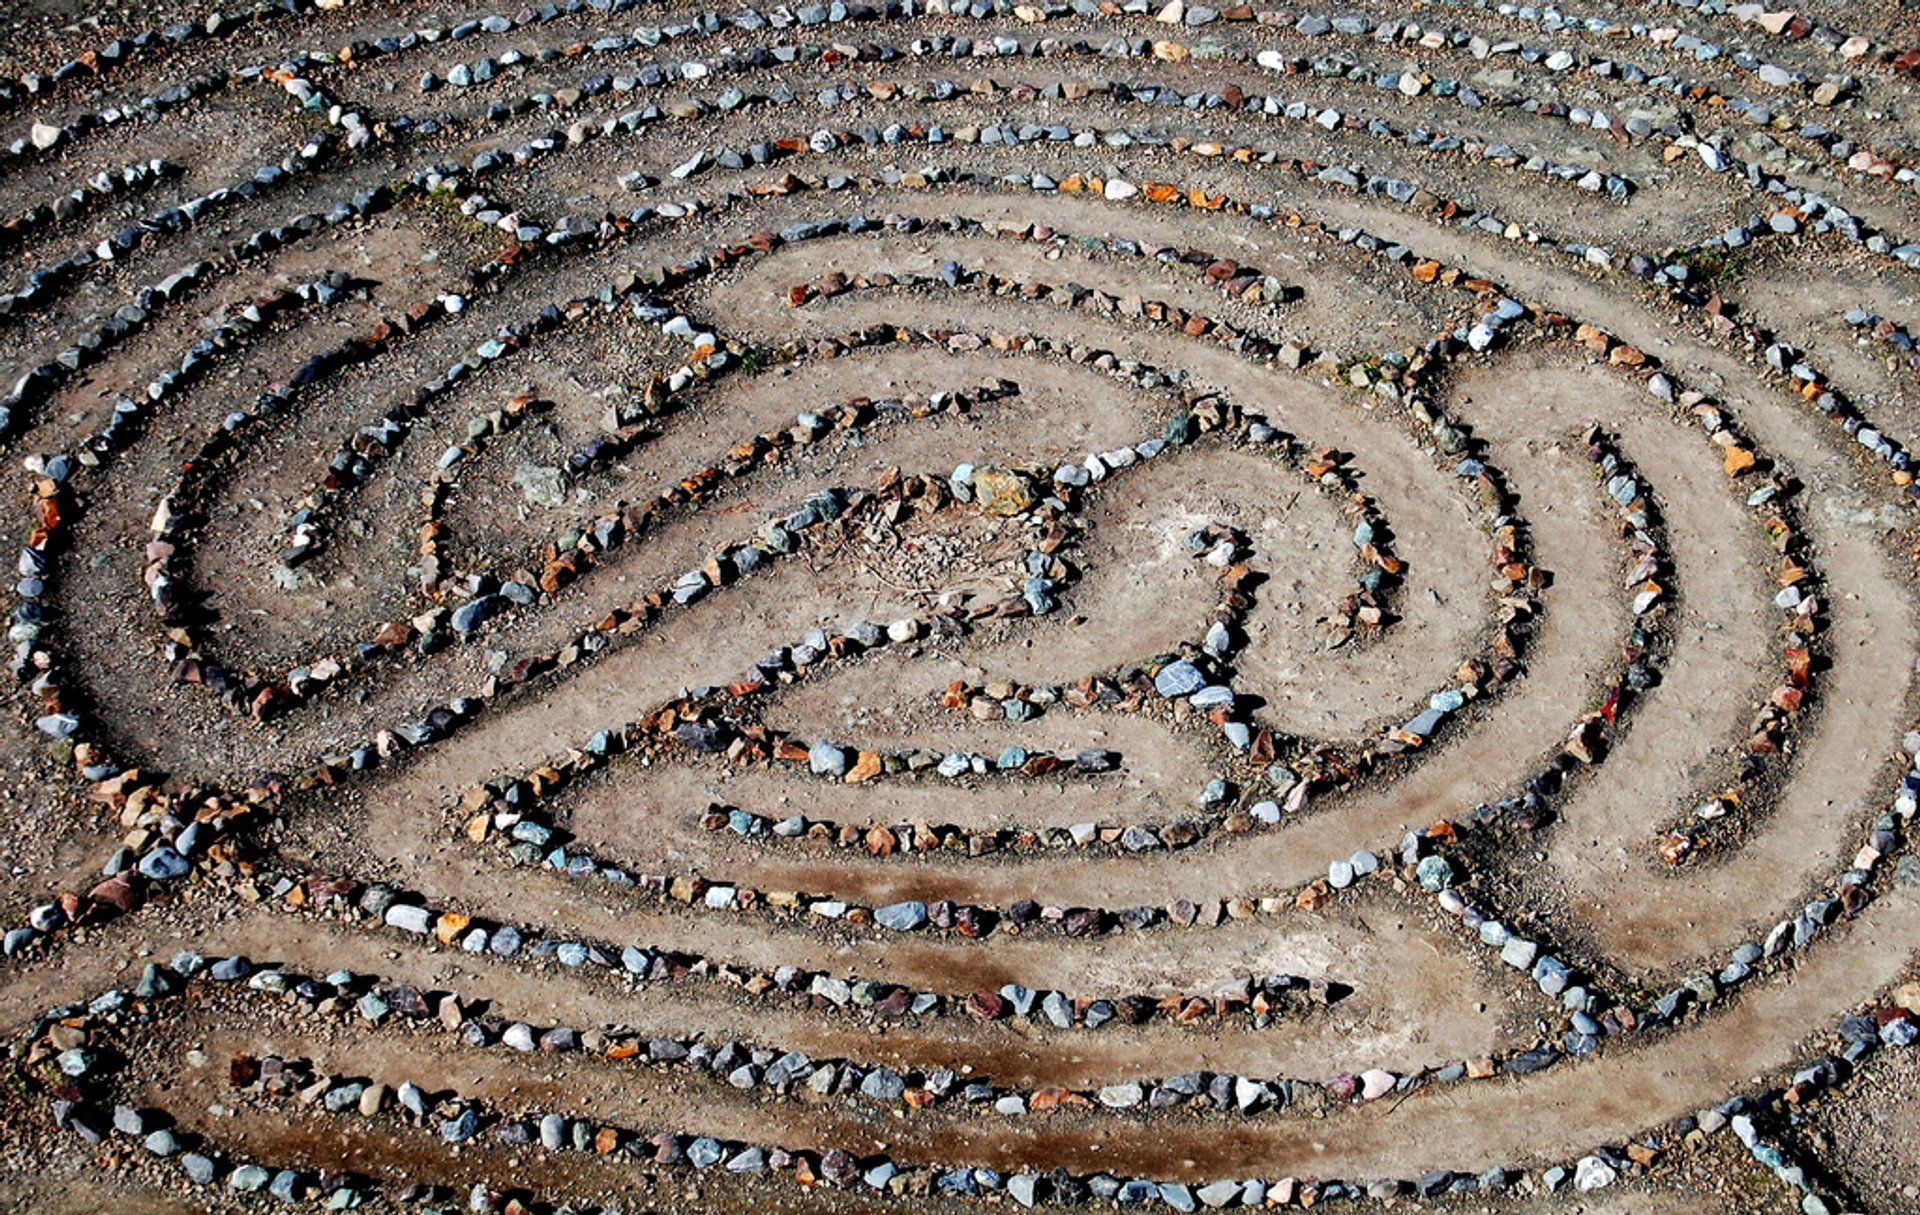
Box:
left=1154, top=660, right=1205, bottom=697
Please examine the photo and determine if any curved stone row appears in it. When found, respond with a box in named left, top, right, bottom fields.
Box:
left=311, top=7, right=1920, bottom=442
left=404, top=27, right=1638, bottom=201
left=0, top=153, right=1720, bottom=967
left=147, top=238, right=657, bottom=714
left=360, top=330, right=1766, bottom=1082
left=799, top=276, right=1884, bottom=1016
left=3, top=269, right=379, bottom=954
left=397, top=272, right=1520, bottom=882
left=19, top=940, right=1919, bottom=1210
left=13, top=0, right=1914, bottom=253
left=4, top=68, right=231, bottom=168
left=299, top=0, right=1873, bottom=216
left=249, top=0, right=1664, bottom=272
left=1321, top=305, right=1913, bottom=1014
left=1265, top=6, right=1920, bottom=195
left=0, top=0, right=344, bottom=122
left=717, top=265, right=1885, bottom=1045
left=1844, top=306, right=1920, bottom=377
left=427, top=348, right=1494, bottom=894
left=273, top=205, right=1299, bottom=585
left=446, top=226, right=1918, bottom=1044
left=284, top=867, right=1351, bottom=1036
left=275, top=0, right=1920, bottom=377
left=129, top=172, right=1468, bottom=732
left=0, top=125, right=1881, bottom=1021
left=0, top=156, right=183, bottom=253
left=1649, top=0, right=1894, bottom=68
left=771, top=262, right=1532, bottom=762
left=0, top=69, right=359, bottom=324
left=0, top=130, right=391, bottom=439
left=5, top=6, right=1920, bottom=1207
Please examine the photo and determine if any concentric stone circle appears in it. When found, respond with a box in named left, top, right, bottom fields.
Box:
left=1, top=1, right=1919, bottom=1212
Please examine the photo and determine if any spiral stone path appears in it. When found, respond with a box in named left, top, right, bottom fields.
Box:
left=0, top=1, right=1918, bottom=1211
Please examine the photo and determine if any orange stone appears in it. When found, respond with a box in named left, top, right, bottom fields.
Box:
left=433, top=912, right=470, bottom=944
left=846, top=751, right=883, bottom=784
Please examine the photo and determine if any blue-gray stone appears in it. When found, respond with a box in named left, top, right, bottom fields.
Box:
left=137, top=847, right=190, bottom=881
left=230, top=1165, right=271, bottom=1192
left=1154, top=660, right=1205, bottom=697
left=808, top=741, right=848, bottom=776
left=441, top=1109, right=480, bottom=1142
left=875, top=901, right=928, bottom=931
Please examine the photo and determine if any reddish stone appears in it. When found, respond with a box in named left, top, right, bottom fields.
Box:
left=873, top=988, right=914, bottom=1018
left=966, top=990, right=1008, bottom=1019
left=88, top=873, right=139, bottom=914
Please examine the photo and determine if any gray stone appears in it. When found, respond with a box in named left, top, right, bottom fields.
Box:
left=1500, top=937, right=1538, bottom=969
left=441, top=1108, right=480, bottom=1142
left=1154, top=660, right=1205, bottom=697
left=229, top=1164, right=271, bottom=1192
left=137, top=847, right=189, bottom=880
left=450, top=594, right=500, bottom=633
left=1197, top=1179, right=1243, bottom=1208
left=268, top=1170, right=301, bottom=1203
left=1574, top=1156, right=1618, bottom=1191
left=875, top=901, right=928, bottom=931
left=860, top=1067, right=907, bottom=1101
left=1042, top=991, right=1074, bottom=1027
left=808, top=741, right=848, bottom=776
left=383, top=904, right=432, bottom=933
left=143, top=1128, right=180, bottom=1156
left=503, top=1022, right=537, bottom=1052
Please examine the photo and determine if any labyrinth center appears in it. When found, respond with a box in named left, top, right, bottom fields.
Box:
left=1, top=1, right=1919, bottom=1212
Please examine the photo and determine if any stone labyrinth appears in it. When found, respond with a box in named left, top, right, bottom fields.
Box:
left=3, top=0, right=1920, bottom=1211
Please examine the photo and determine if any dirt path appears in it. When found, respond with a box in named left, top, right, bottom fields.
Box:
left=1445, top=354, right=1915, bottom=975
left=91, top=880, right=1920, bottom=1185
left=713, top=237, right=1492, bottom=741
left=567, top=714, right=1221, bottom=844
left=82, top=899, right=1509, bottom=1101
left=9, top=28, right=1920, bottom=1207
